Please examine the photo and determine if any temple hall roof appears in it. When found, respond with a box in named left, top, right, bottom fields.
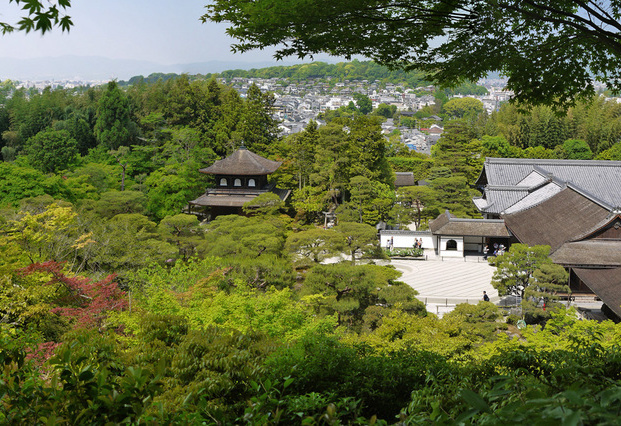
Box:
left=551, top=241, right=621, bottom=267
left=429, top=210, right=510, bottom=237
left=199, top=147, right=282, bottom=176
left=395, top=172, right=416, bottom=187
left=474, top=158, right=621, bottom=210
left=573, top=267, right=621, bottom=318
left=189, top=187, right=291, bottom=208
left=503, top=187, right=610, bottom=253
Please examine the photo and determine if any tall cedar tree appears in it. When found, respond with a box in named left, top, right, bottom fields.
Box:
left=94, top=81, right=133, bottom=150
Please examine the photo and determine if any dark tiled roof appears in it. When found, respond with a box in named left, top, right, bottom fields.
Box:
left=199, top=148, right=282, bottom=176
left=395, top=172, right=415, bottom=187
left=573, top=267, right=621, bottom=318
left=571, top=213, right=621, bottom=242
left=380, top=230, right=433, bottom=236
left=189, top=190, right=266, bottom=208
left=504, top=187, right=610, bottom=253
left=429, top=210, right=453, bottom=231
left=189, top=187, right=291, bottom=208
left=551, top=241, right=621, bottom=267
left=429, top=210, right=509, bottom=237
left=271, top=187, right=292, bottom=202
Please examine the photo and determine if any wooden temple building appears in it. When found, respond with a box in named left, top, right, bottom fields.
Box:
left=475, top=158, right=621, bottom=319
left=384, top=157, right=621, bottom=320
left=187, top=145, right=290, bottom=219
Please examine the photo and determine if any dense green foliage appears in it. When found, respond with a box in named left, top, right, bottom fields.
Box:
left=2, top=62, right=621, bottom=423
left=1, top=209, right=619, bottom=424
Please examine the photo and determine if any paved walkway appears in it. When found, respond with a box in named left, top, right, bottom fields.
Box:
left=385, top=257, right=498, bottom=316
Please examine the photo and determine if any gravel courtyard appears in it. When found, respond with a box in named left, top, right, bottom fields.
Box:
left=387, top=258, right=498, bottom=315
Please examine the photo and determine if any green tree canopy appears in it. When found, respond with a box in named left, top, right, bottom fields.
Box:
left=24, top=128, right=78, bottom=173
left=286, top=227, right=340, bottom=267
left=287, top=120, right=318, bottom=189
left=89, top=213, right=177, bottom=272
left=527, top=263, right=569, bottom=305
left=302, top=263, right=406, bottom=326
left=479, top=135, right=520, bottom=158
left=238, top=83, right=279, bottom=155
left=560, top=138, right=593, bottom=160
left=0, top=162, right=72, bottom=207
left=94, top=81, right=134, bottom=150
left=443, top=97, right=484, bottom=119
left=352, top=93, right=372, bottom=115
left=374, top=103, right=397, bottom=119
left=489, top=244, right=553, bottom=299
left=242, top=192, right=285, bottom=216
left=94, top=190, right=147, bottom=218
left=206, top=1, right=621, bottom=108
left=332, top=221, right=378, bottom=265
left=158, top=213, right=204, bottom=261
left=337, top=175, right=393, bottom=226
left=432, top=120, right=483, bottom=182
left=389, top=185, right=437, bottom=229
left=203, top=215, right=288, bottom=259
left=597, top=141, right=621, bottom=160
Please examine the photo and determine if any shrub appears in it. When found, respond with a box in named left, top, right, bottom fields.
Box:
left=385, top=247, right=424, bottom=257
left=264, top=334, right=445, bottom=420
left=506, top=314, right=520, bottom=325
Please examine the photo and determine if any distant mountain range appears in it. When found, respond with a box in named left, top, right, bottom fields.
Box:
left=0, top=55, right=303, bottom=81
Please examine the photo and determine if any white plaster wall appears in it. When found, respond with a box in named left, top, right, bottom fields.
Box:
left=381, top=234, right=411, bottom=248
left=439, top=236, right=463, bottom=257
left=380, top=233, right=433, bottom=249
left=417, top=235, right=434, bottom=249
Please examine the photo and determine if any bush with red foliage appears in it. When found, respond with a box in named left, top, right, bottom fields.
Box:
left=25, top=341, right=61, bottom=367
left=20, top=261, right=128, bottom=330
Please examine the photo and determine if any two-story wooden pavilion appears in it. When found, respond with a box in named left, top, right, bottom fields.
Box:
left=187, top=145, right=290, bottom=219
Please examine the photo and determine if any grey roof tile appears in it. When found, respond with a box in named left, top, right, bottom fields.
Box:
left=483, top=187, right=528, bottom=213
left=503, top=182, right=563, bottom=214
left=516, top=170, right=547, bottom=186
left=199, top=147, right=282, bottom=176
left=478, top=158, right=621, bottom=208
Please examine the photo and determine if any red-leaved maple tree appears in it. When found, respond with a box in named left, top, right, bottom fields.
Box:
left=20, top=261, right=128, bottom=330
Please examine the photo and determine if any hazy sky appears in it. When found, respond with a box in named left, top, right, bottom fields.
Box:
left=0, top=0, right=336, bottom=65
